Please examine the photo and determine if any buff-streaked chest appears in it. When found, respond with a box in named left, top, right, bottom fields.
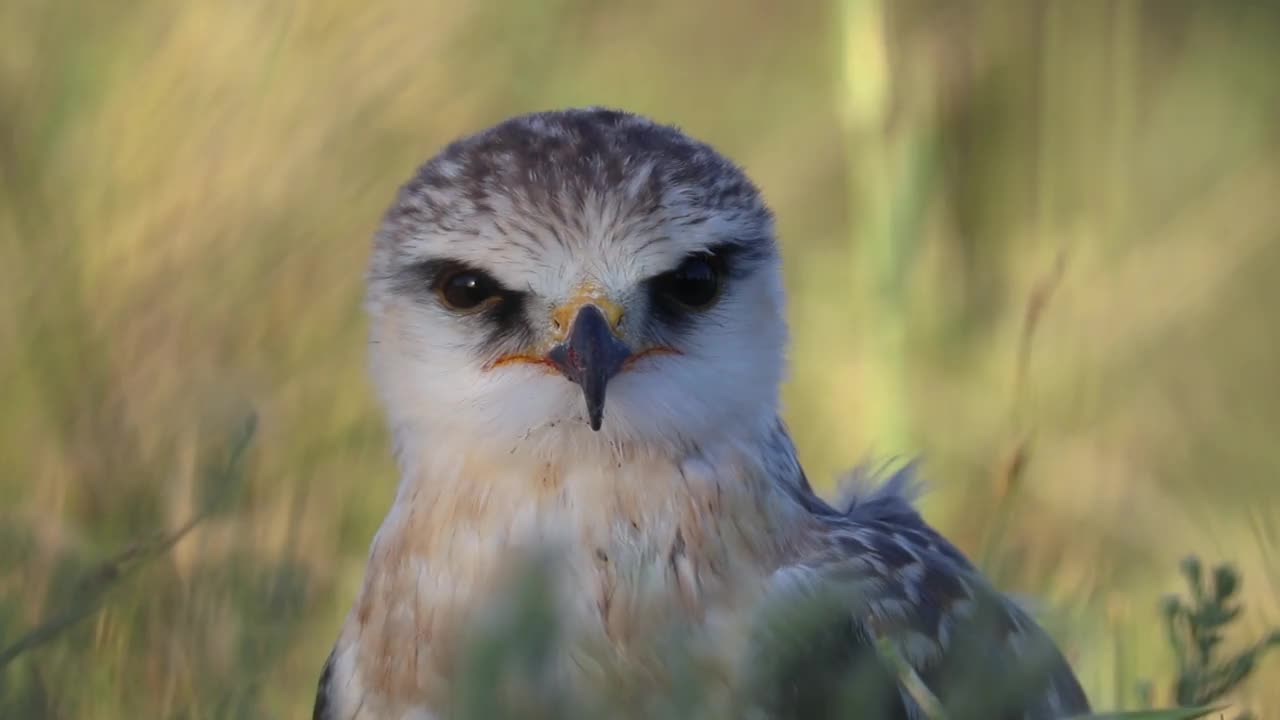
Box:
left=326, top=448, right=809, bottom=718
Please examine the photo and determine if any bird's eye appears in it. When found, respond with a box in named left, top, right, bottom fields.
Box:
left=436, top=268, right=502, bottom=311
left=652, top=254, right=722, bottom=310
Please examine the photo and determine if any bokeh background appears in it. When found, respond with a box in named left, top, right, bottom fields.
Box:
left=2, top=0, right=1278, bottom=717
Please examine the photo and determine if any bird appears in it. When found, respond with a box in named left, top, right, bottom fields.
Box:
left=313, top=107, right=1090, bottom=719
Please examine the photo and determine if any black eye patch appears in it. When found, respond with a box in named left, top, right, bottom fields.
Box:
left=649, top=252, right=723, bottom=313
left=401, top=258, right=532, bottom=348
left=645, top=241, right=763, bottom=328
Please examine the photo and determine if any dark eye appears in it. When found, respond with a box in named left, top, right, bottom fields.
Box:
left=436, top=268, right=502, bottom=311
left=652, top=254, right=722, bottom=310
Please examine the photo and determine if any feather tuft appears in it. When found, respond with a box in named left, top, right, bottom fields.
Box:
left=832, top=457, right=925, bottom=519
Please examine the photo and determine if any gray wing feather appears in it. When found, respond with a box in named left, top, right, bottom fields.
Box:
left=767, top=430, right=1090, bottom=718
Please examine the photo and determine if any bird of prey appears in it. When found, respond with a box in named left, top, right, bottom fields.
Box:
left=314, top=108, right=1090, bottom=719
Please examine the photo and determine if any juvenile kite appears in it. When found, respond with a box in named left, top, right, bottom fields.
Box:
left=314, top=108, right=1090, bottom=719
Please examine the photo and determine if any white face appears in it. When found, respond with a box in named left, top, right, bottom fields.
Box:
left=365, top=109, right=789, bottom=466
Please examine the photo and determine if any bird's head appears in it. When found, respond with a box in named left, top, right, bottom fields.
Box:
left=366, top=108, right=788, bottom=465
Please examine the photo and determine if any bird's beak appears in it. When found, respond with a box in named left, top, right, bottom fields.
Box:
left=546, top=299, right=630, bottom=431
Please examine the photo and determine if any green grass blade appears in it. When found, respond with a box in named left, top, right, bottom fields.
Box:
left=1071, top=707, right=1225, bottom=720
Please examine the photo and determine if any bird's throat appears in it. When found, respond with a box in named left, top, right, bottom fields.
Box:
left=340, top=443, right=804, bottom=712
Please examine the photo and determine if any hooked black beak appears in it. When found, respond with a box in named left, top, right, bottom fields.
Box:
left=546, top=304, right=631, bottom=431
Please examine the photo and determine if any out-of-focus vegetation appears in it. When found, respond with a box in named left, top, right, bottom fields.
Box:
left=1157, top=556, right=1280, bottom=718
left=1, top=0, right=1277, bottom=717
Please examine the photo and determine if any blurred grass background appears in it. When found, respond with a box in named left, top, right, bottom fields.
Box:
left=1, top=0, right=1278, bottom=717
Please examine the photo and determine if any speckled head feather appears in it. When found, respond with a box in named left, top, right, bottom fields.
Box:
left=374, top=107, right=775, bottom=259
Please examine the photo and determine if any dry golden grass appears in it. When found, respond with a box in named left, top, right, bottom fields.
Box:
left=1, top=1, right=1278, bottom=716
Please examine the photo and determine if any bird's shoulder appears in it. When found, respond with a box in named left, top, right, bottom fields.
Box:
left=757, top=428, right=1089, bottom=718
